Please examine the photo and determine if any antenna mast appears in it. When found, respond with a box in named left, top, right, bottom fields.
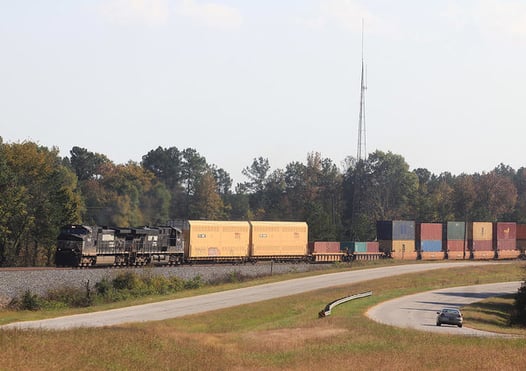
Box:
left=357, top=20, right=367, bottom=161
left=351, top=20, right=367, bottom=241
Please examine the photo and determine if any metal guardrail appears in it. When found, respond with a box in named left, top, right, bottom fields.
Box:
left=318, top=291, right=373, bottom=318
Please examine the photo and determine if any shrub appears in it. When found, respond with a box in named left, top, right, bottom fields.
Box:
left=95, top=278, right=113, bottom=297
left=112, top=272, right=140, bottom=290
left=45, top=286, right=92, bottom=308
left=168, top=276, right=185, bottom=292
left=11, top=290, right=42, bottom=311
left=184, top=275, right=204, bottom=289
left=511, top=283, right=526, bottom=326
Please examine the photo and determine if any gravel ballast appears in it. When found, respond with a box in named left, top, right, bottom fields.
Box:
left=0, top=263, right=334, bottom=305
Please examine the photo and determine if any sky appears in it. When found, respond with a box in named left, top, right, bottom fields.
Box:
left=1, top=0, right=526, bottom=186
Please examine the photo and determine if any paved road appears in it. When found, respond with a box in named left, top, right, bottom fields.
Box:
left=367, top=281, right=522, bottom=337
left=0, top=262, right=501, bottom=330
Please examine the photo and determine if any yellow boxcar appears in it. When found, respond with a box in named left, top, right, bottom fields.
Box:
left=184, top=220, right=250, bottom=260
left=250, top=221, right=308, bottom=258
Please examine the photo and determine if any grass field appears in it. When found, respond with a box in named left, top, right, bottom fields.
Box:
left=1, top=261, right=526, bottom=370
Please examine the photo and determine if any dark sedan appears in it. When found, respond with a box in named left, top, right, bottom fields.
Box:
left=436, top=308, right=463, bottom=327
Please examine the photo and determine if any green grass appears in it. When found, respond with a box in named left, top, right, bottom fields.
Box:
left=463, top=294, right=526, bottom=336
left=1, top=261, right=526, bottom=370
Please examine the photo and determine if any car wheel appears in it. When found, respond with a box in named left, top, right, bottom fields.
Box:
left=436, top=322, right=441, bottom=326
left=458, top=324, right=462, bottom=328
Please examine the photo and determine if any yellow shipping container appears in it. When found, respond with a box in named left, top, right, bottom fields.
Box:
left=469, top=222, right=493, bottom=241
left=250, top=221, right=308, bottom=257
left=391, top=240, right=417, bottom=260
left=184, top=220, right=250, bottom=259
left=379, top=240, right=417, bottom=260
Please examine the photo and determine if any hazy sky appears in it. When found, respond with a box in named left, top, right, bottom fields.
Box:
left=1, top=1, right=525, bottom=185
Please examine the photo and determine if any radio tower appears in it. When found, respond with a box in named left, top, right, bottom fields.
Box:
left=351, top=20, right=367, bottom=241
left=357, top=20, right=367, bottom=161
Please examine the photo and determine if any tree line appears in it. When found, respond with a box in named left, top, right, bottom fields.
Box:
left=0, top=137, right=524, bottom=266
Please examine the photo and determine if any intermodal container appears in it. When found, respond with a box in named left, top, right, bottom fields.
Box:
left=391, top=240, right=417, bottom=260
left=421, top=240, right=442, bottom=252
left=417, top=223, right=442, bottom=241
left=310, top=241, right=341, bottom=254
left=366, top=241, right=380, bottom=253
left=250, top=221, right=308, bottom=257
left=469, top=222, right=493, bottom=241
left=444, top=221, right=466, bottom=241
left=377, top=221, right=415, bottom=241
left=494, top=222, right=516, bottom=240
left=471, top=240, right=493, bottom=251
left=353, top=242, right=367, bottom=253
left=447, top=240, right=467, bottom=252
left=471, top=237, right=495, bottom=260
left=493, top=222, right=517, bottom=251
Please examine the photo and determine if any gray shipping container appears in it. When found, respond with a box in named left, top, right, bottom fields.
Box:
left=377, top=220, right=415, bottom=240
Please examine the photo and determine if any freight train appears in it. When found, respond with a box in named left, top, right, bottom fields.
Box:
left=55, top=220, right=526, bottom=267
left=55, top=221, right=310, bottom=267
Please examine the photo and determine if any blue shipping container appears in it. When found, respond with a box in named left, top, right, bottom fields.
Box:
left=421, top=240, right=442, bottom=252
left=354, top=242, right=367, bottom=253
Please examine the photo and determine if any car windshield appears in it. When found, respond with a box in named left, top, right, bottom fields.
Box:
left=442, top=309, right=460, bottom=314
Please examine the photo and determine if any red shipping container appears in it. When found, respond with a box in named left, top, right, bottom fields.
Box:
left=472, top=240, right=493, bottom=251
left=517, top=224, right=526, bottom=239
left=312, top=241, right=340, bottom=254
left=494, top=222, right=516, bottom=240
left=496, top=240, right=516, bottom=251
left=366, top=241, right=380, bottom=253
left=447, top=240, right=467, bottom=252
left=418, top=223, right=442, bottom=241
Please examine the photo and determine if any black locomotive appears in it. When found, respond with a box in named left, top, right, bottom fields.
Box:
left=55, top=224, right=184, bottom=267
